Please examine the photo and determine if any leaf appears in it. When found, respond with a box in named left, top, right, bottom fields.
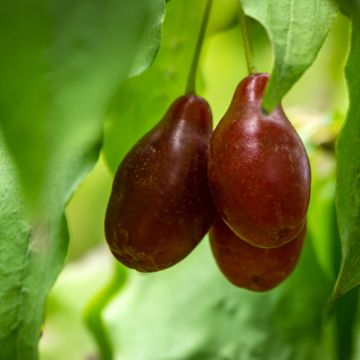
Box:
left=103, top=0, right=208, bottom=172
left=0, top=1, right=165, bottom=358
left=240, top=0, right=338, bottom=112
left=129, top=1, right=166, bottom=77
left=0, top=131, right=70, bottom=359
left=333, top=15, right=360, bottom=300
left=104, top=235, right=332, bottom=360
left=0, top=0, right=165, bottom=210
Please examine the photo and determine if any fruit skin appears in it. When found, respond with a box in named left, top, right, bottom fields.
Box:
left=208, top=73, right=310, bottom=248
left=105, top=95, right=214, bottom=272
left=209, top=213, right=306, bottom=292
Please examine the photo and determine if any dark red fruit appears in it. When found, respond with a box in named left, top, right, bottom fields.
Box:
left=208, top=73, right=310, bottom=248
left=210, top=213, right=306, bottom=291
left=105, top=95, right=214, bottom=272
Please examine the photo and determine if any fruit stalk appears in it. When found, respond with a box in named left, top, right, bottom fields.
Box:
left=238, top=2, right=256, bottom=74
left=186, top=0, right=213, bottom=94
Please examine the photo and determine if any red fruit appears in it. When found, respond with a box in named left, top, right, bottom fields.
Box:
left=105, top=95, right=214, bottom=272
left=208, top=73, right=310, bottom=248
left=210, top=214, right=306, bottom=292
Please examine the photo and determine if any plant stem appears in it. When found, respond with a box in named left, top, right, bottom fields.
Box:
left=83, top=263, right=127, bottom=360
left=186, top=0, right=213, bottom=95
left=238, top=3, right=256, bottom=74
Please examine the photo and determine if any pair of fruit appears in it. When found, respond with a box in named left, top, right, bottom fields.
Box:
left=105, top=73, right=311, bottom=291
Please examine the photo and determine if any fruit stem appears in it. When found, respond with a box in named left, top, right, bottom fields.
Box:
left=186, top=0, right=213, bottom=95
left=238, top=2, right=256, bottom=74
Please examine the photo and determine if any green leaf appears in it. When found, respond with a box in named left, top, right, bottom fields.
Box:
left=0, top=0, right=165, bottom=210
left=103, top=0, right=208, bottom=172
left=0, top=131, right=69, bottom=359
left=240, top=0, right=337, bottom=112
left=104, top=236, right=332, bottom=360
left=0, top=1, right=165, bottom=358
left=129, top=1, right=166, bottom=77
left=333, top=16, right=360, bottom=300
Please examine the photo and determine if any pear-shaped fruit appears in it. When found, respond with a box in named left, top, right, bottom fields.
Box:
left=105, top=95, right=214, bottom=272
left=210, top=213, right=306, bottom=291
left=208, top=73, right=310, bottom=248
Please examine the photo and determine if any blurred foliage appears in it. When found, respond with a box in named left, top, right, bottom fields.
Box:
left=104, top=236, right=331, bottom=360
left=39, top=248, right=114, bottom=360
left=37, top=4, right=360, bottom=360
left=0, top=1, right=166, bottom=358
left=0, top=0, right=165, bottom=211
left=208, top=0, right=238, bottom=34
left=66, top=157, right=112, bottom=261
left=333, top=14, right=360, bottom=299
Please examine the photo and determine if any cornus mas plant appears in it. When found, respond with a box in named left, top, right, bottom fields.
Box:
left=1, top=0, right=360, bottom=359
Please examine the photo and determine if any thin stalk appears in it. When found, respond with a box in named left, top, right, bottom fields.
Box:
left=186, top=0, right=213, bottom=94
left=238, top=3, right=256, bottom=74
left=83, top=263, right=127, bottom=360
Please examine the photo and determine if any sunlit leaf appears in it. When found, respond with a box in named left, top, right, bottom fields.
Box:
left=240, top=0, right=337, bottom=112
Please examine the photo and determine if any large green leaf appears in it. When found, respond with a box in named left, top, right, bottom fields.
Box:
left=104, top=235, right=332, bottom=360
left=0, top=0, right=165, bottom=210
left=0, top=1, right=165, bottom=358
left=0, top=130, right=72, bottom=359
left=103, top=0, right=208, bottom=172
left=333, top=15, right=360, bottom=299
left=241, top=0, right=337, bottom=112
